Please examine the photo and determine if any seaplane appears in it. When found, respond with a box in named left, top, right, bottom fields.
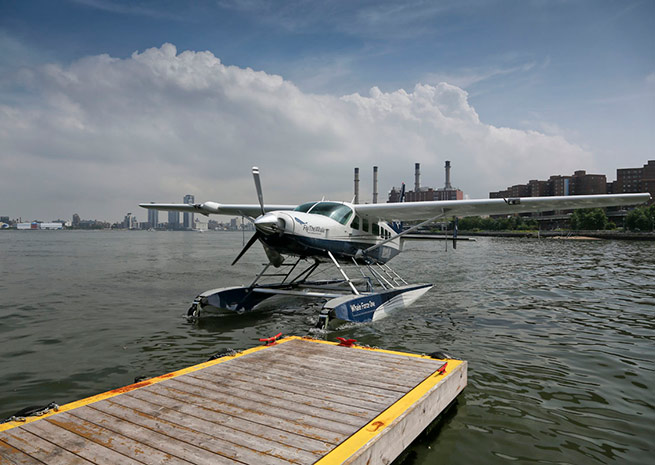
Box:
left=140, top=167, right=650, bottom=329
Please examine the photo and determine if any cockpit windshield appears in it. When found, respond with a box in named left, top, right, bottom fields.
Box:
left=307, top=202, right=353, bottom=225
left=293, top=202, right=318, bottom=213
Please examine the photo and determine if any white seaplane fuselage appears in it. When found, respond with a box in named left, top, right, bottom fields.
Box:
left=252, top=201, right=401, bottom=265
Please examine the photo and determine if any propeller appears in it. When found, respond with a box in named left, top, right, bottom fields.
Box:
left=252, top=166, right=265, bottom=216
left=231, top=166, right=270, bottom=266
left=231, top=230, right=261, bottom=266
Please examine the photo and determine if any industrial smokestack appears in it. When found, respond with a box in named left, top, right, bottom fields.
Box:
left=445, top=160, right=452, bottom=189
left=415, top=163, right=421, bottom=192
left=372, top=166, right=379, bottom=204
left=354, top=167, right=360, bottom=204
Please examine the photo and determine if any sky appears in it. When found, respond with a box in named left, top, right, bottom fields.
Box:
left=1, top=0, right=653, bottom=222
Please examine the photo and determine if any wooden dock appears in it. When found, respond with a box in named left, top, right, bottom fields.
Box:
left=0, top=336, right=467, bottom=465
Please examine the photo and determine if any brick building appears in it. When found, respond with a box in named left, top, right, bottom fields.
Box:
left=613, top=160, right=654, bottom=203
left=490, top=170, right=607, bottom=198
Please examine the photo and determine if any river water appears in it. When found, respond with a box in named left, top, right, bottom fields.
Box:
left=1, top=230, right=653, bottom=464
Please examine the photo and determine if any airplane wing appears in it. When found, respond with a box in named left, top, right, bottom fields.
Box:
left=353, top=193, right=651, bottom=222
left=139, top=202, right=297, bottom=217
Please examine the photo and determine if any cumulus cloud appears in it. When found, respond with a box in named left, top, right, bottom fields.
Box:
left=0, top=43, right=592, bottom=221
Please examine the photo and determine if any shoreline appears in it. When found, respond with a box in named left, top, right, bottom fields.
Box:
left=418, top=230, right=655, bottom=240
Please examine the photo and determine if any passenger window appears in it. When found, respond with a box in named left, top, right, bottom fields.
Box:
left=363, top=218, right=369, bottom=232
left=372, top=223, right=380, bottom=236
left=351, top=215, right=360, bottom=230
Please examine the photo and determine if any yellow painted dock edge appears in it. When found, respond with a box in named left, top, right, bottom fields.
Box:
left=0, top=334, right=464, bottom=465
left=309, top=337, right=464, bottom=465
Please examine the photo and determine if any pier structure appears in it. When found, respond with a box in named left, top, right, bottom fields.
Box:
left=0, top=336, right=467, bottom=464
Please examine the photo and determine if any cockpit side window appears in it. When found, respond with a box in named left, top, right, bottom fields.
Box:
left=294, top=202, right=317, bottom=212
left=307, top=202, right=354, bottom=226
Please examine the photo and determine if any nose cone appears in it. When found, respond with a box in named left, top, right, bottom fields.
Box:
left=254, top=212, right=286, bottom=235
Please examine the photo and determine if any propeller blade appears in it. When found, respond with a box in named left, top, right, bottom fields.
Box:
left=232, top=231, right=260, bottom=266
left=252, top=166, right=265, bottom=216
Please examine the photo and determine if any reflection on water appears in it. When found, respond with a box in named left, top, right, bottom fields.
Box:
left=1, top=231, right=653, bottom=464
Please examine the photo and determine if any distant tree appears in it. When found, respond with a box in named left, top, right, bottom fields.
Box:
left=570, top=208, right=608, bottom=230
left=626, top=206, right=655, bottom=232
left=458, top=216, right=482, bottom=230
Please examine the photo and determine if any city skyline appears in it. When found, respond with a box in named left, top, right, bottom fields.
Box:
left=0, top=1, right=652, bottom=221
left=3, top=158, right=652, bottom=225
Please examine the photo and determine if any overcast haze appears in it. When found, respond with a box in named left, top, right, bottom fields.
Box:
left=1, top=0, right=653, bottom=222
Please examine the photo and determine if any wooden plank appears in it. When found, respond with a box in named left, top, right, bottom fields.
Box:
left=270, top=340, right=443, bottom=373
left=195, top=365, right=392, bottom=411
left=105, top=394, right=322, bottom=465
left=114, top=389, right=332, bottom=455
left=189, top=369, right=382, bottom=415
left=0, top=428, right=93, bottom=465
left=174, top=374, right=371, bottom=425
left=0, top=439, right=44, bottom=465
left=219, top=356, right=415, bottom=393
left=23, top=420, right=145, bottom=465
left=154, top=378, right=358, bottom=436
left=230, top=342, right=439, bottom=385
left=85, top=401, right=291, bottom=465
left=319, top=360, right=468, bottom=465
left=45, top=412, right=191, bottom=465
left=71, top=405, right=241, bottom=465
left=211, top=363, right=399, bottom=406
left=242, top=348, right=432, bottom=388
left=130, top=382, right=345, bottom=444
left=269, top=339, right=444, bottom=369
left=347, top=361, right=467, bottom=464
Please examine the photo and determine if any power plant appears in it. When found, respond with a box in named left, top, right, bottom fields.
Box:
left=353, top=166, right=381, bottom=204
left=387, top=162, right=464, bottom=203
left=373, top=166, right=379, bottom=204
left=353, top=167, right=360, bottom=204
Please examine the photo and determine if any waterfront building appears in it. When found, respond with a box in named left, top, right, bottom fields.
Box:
left=41, top=222, right=64, bottom=230
left=147, top=207, right=158, bottom=229
left=613, top=160, right=655, bottom=203
left=17, top=222, right=39, bottom=230
left=124, top=212, right=138, bottom=230
left=490, top=170, right=607, bottom=198
left=168, top=210, right=180, bottom=229
left=491, top=162, right=653, bottom=206
left=15, top=222, right=63, bottom=230
left=194, top=217, right=208, bottom=231
left=183, top=194, right=194, bottom=229
left=388, top=185, right=403, bottom=203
